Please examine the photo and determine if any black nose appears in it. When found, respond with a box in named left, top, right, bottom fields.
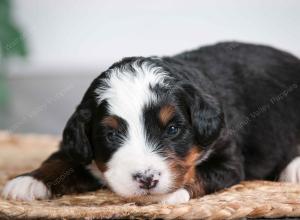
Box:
left=132, top=173, right=159, bottom=189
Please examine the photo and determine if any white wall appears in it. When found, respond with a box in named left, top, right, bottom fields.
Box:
left=9, top=0, right=300, bottom=76
left=3, top=0, right=300, bottom=134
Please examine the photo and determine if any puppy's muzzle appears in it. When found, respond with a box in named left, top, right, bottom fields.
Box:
left=132, top=169, right=161, bottom=190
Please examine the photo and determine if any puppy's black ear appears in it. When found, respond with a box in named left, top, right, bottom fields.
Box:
left=180, top=84, right=224, bottom=146
left=60, top=84, right=97, bottom=164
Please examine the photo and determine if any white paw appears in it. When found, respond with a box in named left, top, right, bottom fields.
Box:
left=160, top=188, right=190, bottom=205
left=2, top=176, right=51, bottom=201
left=279, top=157, right=300, bottom=183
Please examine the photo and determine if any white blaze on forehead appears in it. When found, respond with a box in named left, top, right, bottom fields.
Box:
left=95, top=61, right=173, bottom=197
left=96, top=61, right=169, bottom=146
left=96, top=61, right=168, bottom=117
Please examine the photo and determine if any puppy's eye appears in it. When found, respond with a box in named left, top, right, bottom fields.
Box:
left=166, top=125, right=180, bottom=136
left=106, top=131, right=118, bottom=143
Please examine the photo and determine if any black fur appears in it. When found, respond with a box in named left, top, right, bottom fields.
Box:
left=11, top=42, right=300, bottom=199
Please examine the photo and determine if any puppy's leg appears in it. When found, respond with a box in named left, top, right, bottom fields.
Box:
left=160, top=188, right=190, bottom=204
left=279, top=156, right=300, bottom=183
left=2, top=151, right=101, bottom=201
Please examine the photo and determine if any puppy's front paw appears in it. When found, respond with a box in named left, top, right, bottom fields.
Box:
left=160, top=188, right=190, bottom=205
left=279, top=157, right=300, bottom=183
left=2, top=176, right=51, bottom=201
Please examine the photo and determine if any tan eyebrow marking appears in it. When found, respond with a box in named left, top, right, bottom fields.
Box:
left=159, top=104, right=176, bottom=126
left=101, top=116, right=119, bottom=129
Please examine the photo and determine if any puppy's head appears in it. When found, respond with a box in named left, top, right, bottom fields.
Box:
left=62, top=57, right=223, bottom=198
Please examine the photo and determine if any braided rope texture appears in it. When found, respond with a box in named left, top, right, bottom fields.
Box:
left=0, top=131, right=300, bottom=219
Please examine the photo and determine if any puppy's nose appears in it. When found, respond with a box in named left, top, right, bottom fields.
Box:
left=132, top=172, right=159, bottom=189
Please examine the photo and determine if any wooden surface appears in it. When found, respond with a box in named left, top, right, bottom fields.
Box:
left=1, top=131, right=300, bottom=219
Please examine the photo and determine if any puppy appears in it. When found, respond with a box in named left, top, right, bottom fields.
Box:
left=2, top=42, right=300, bottom=204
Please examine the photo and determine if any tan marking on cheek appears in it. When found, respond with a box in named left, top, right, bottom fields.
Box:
left=183, top=147, right=201, bottom=184
left=183, top=167, right=196, bottom=185
left=95, top=161, right=107, bottom=172
left=101, top=116, right=119, bottom=129
left=185, top=147, right=202, bottom=167
left=166, top=151, right=186, bottom=189
left=166, top=147, right=201, bottom=189
left=166, top=146, right=205, bottom=198
left=159, top=105, right=175, bottom=126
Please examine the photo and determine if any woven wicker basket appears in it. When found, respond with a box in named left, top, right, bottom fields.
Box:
left=1, top=131, right=300, bottom=219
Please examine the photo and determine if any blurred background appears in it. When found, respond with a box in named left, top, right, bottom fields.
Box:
left=0, top=0, right=299, bottom=135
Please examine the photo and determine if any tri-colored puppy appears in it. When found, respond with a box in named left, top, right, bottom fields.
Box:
left=2, top=42, right=300, bottom=204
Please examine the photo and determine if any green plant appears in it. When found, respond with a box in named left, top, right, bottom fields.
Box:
left=0, top=0, right=27, bottom=105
